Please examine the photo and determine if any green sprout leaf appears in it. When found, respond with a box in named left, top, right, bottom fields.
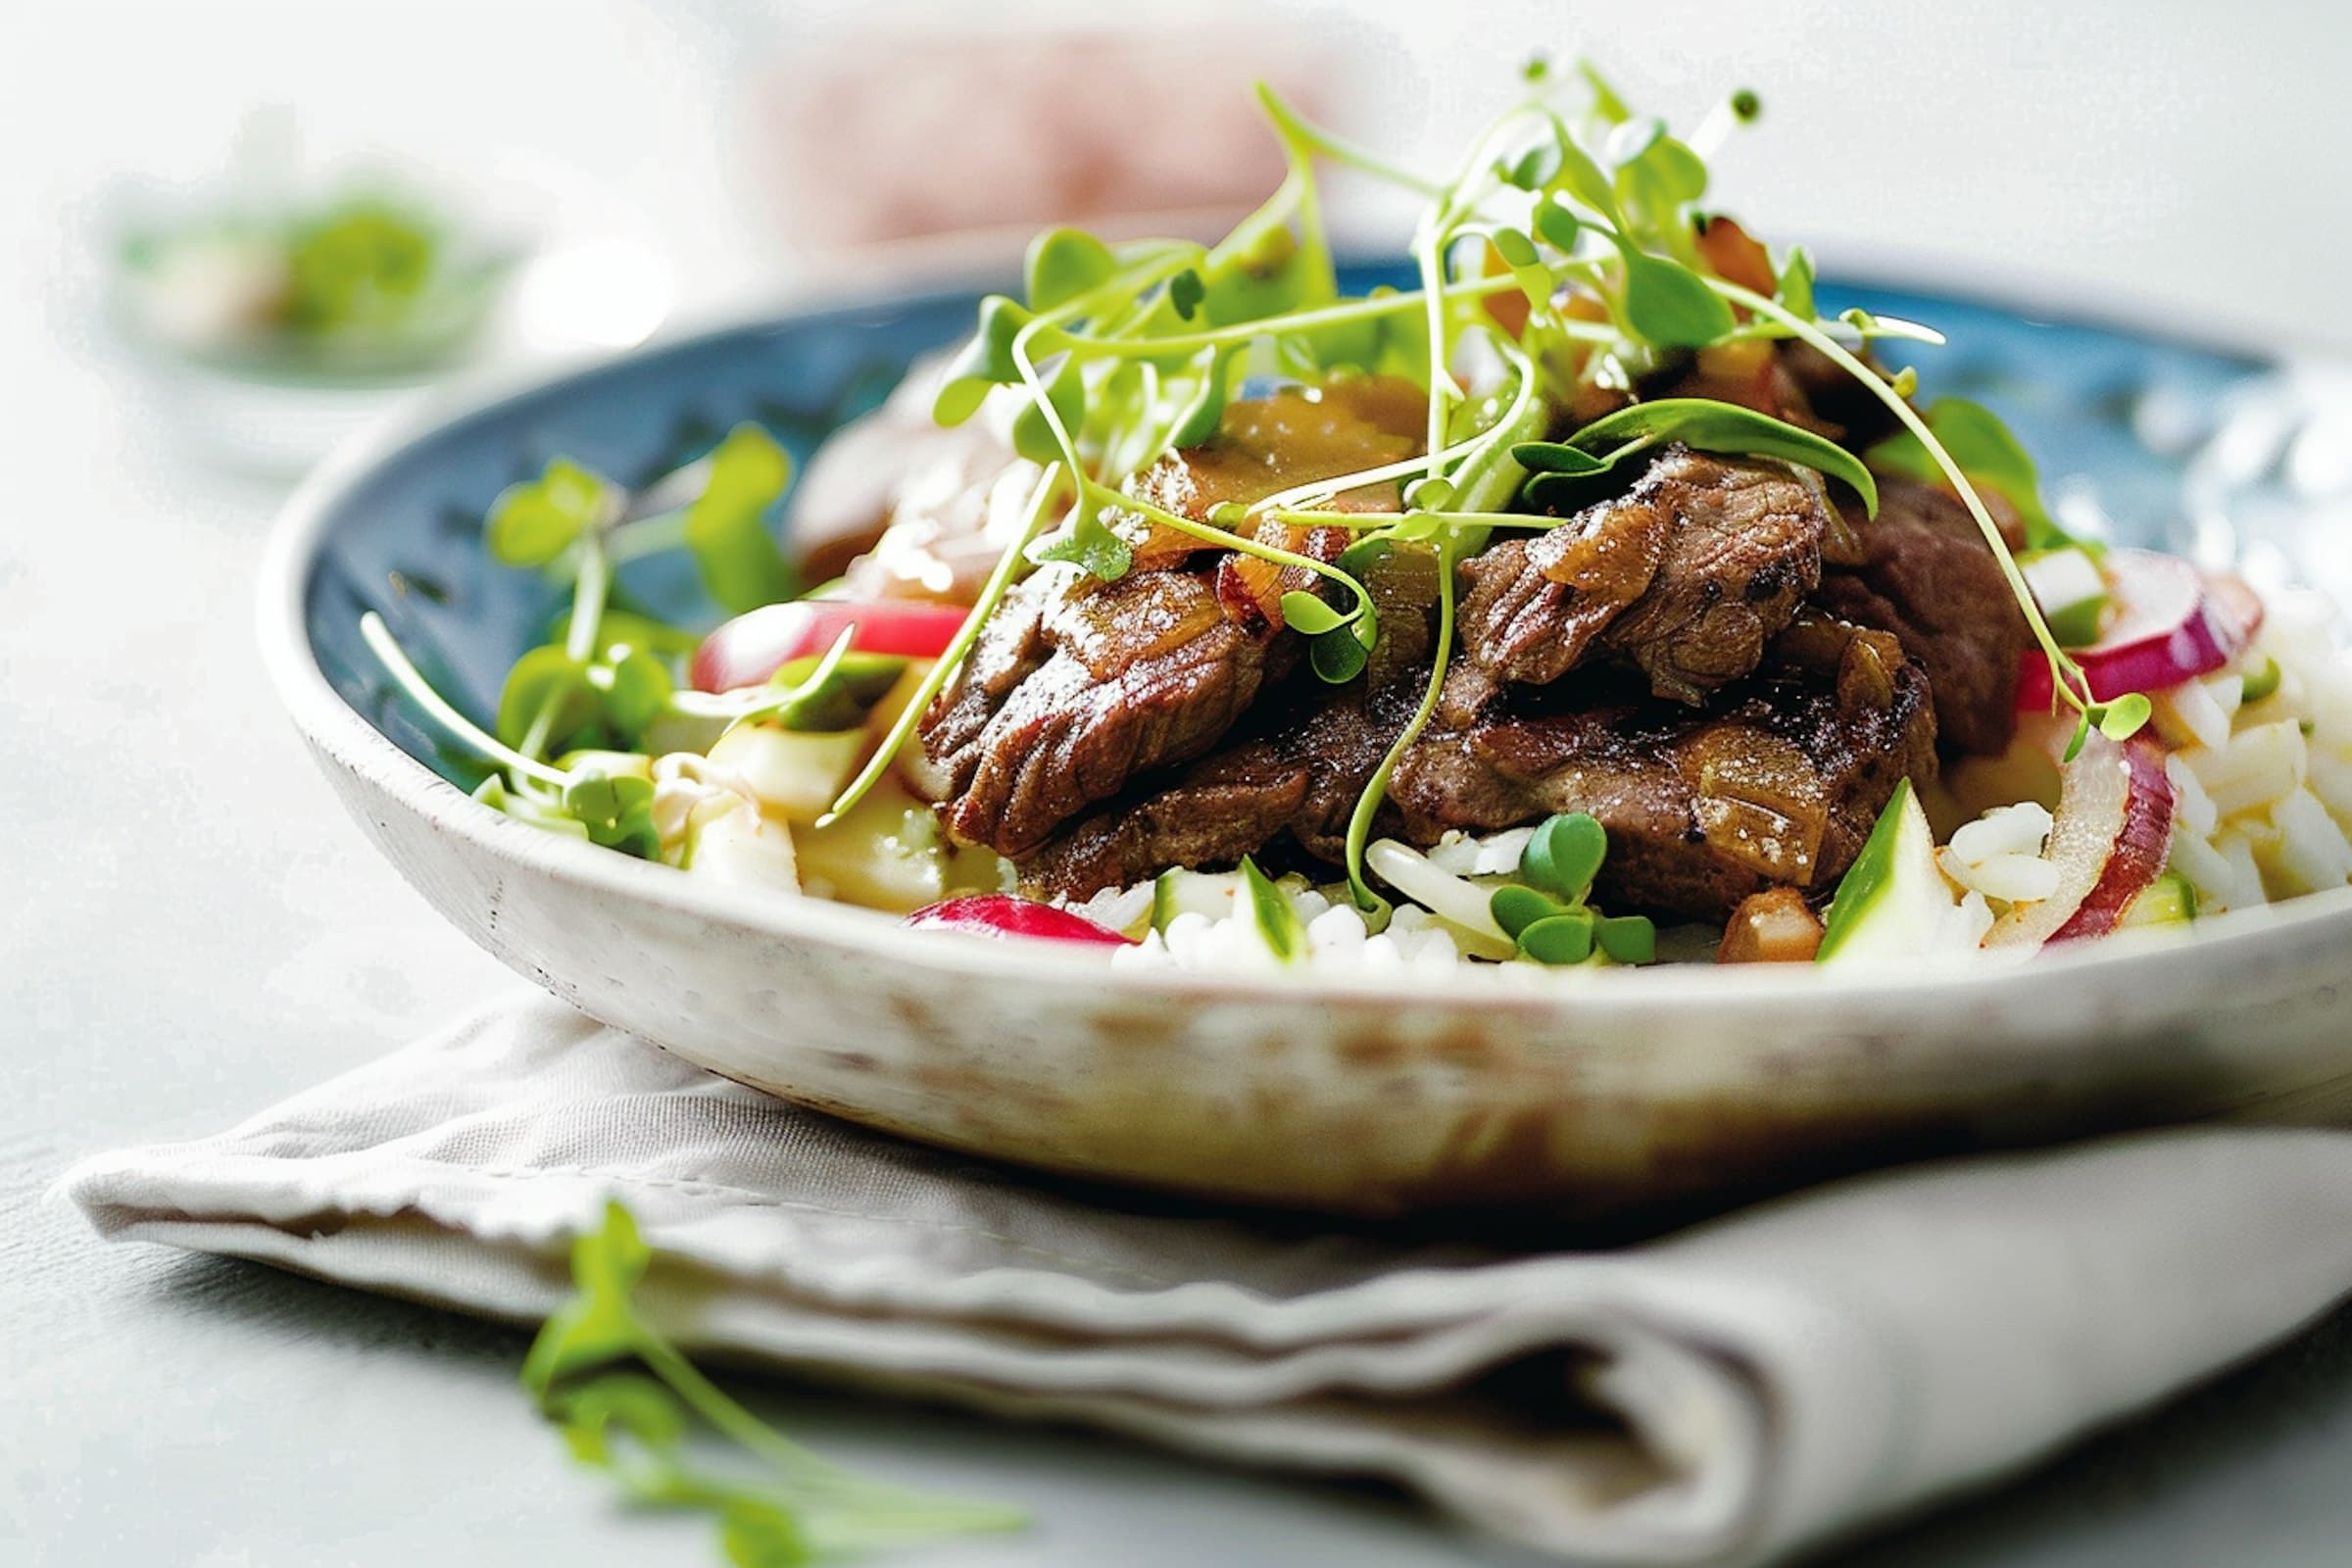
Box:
left=1487, top=224, right=1552, bottom=308
left=1030, top=511, right=1134, bottom=581
left=1278, top=590, right=1348, bottom=636
left=1505, top=137, right=1564, bottom=192
left=2093, top=692, right=2154, bottom=741
left=1309, top=628, right=1370, bottom=683
left=1165, top=345, right=1234, bottom=449
left=933, top=296, right=1035, bottom=426
left=1489, top=883, right=1564, bottom=940
left=687, top=425, right=801, bottom=614
left=1533, top=196, right=1583, bottom=254
left=497, top=646, right=606, bottom=755
left=1024, top=226, right=1117, bottom=313
left=1202, top=225, right=1322, bottom=327
left=600, top=649, right=674, bottom=739
left=1521, top=811, right=1608, bottom=903
left=1866, top=398, right=2067, bottom=549
left=1519, top=910, right=1596, bottom=965
left=1615, top=132, right=1708, bottom=208
left=563, top=771, right=660, bottom=858
left=488, top=457, right=614, bottom=567
left=1546, top=131, right=1621, bottom=221
left=718, top=1502, right=812, bottom=1567
left=1168, top=269, right=1206, bottom=321
left=1605, top=398, right=1877, bottom=507
left=1776, top=245, right=1816, bottom=320
left=1507, top=441, right=1612, bottom=476
left=1240, top=856, right=1307, bottom=962
left=1617, top=250, right=1736, bottom=349
left=1594, top=913, right=1656, bottom=965
left=1524, top=398, right=1880, bottom=516
left=550, top=1373, right=688, bottom=1466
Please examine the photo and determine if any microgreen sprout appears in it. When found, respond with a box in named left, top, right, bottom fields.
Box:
left=1480, top=813, right=1656, bottom=965
left=522, top=1201, right=1025, bottom=1559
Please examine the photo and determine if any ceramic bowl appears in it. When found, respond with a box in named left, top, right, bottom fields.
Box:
left=259, top=268, right=2352, bottom=1220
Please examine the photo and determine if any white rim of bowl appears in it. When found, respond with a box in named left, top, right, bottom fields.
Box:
left=255, top=267, right=2352, bottom=1015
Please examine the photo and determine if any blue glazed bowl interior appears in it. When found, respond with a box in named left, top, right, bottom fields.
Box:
left=303, top=265, right=2271, bottom=790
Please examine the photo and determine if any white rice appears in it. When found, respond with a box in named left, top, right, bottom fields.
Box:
left=2158, top=588, right=2352, bottom=913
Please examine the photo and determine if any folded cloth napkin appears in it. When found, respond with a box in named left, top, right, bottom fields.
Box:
left=62, top=994, right=2352, bottom=1566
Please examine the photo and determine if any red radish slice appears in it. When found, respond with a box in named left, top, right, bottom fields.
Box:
left=2015, top=551, right=2257, bottom=711
left=1983, top=730, right=2174, bottom=949
left=691, top=600, right=970, bottom=693
left=904, top=895, right=1137, bottom=946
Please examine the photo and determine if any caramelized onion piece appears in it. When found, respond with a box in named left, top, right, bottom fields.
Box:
left=1717, top=886, right=1826, bottom=963
left=1685, top=726, right=1831, bottom=883
left=1214, top=519, right=1350, bottom=638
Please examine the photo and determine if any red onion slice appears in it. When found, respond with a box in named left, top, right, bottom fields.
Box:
left=2015, top=551, right=2258, bottom=711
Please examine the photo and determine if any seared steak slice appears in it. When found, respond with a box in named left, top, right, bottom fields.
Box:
left=1452, top=445, right=1830, bottom=712
left=924, top=565, right=1270, bottom=857
left=1021, top=543, right=1445, bottom=900
left=1393, top=615, right=1935, bottom=919
left=1814, top=477, right=2031, bottom=756
left=1024, top=686, right=1406, bottom=901
left=1030, top=612, right=1933, bottom=922
left=923, top=378, right=1423, bottom=857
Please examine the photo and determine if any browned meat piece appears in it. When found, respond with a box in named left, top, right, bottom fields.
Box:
left=1813, top=477, right=2032, bottom=756
left=1392, top=615, right=1936, bottom=919
left=922, top=377, right=1425, bottom=856
left=1024, top=687, right=1406, bottom=900
left=923, top=566, right=1271, bottom=857
left=1451, top=446, right=1830, bottom=714
left=1029, top=613, right=1933, bottom=922
left=1021, top=543, right=1446, bottom=900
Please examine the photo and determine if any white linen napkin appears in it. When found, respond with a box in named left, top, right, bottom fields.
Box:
left=60, top=994, right=2352, bottom=1566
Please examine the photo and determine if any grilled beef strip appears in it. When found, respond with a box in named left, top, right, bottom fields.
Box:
left=1448, top=445, right=1831, bottom=718
left=1021, top=539, right=1445, bottom=898
left=920, top=377, right=1424, bottom=857
left=1813, top=476, right=2033, bottom=756
left=1027, top=609, right=1936, bottom=921
left=1391, top=612, right=1936, bottom=919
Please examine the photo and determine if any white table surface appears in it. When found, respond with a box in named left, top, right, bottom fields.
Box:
left=9, top=3, right=2352, bottom=1563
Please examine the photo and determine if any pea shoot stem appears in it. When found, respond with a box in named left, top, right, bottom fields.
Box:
left=360, top=612, right=571, bottom=789
left=1255, top=83, right=1448, bottom=199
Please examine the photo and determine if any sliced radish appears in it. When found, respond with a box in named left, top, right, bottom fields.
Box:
left=904, top=894, right=1137, bottom=946
left=2015, top=550, right=2258, bottom=711
left=1983, top=730, right=2174, bottom=949
left=692, top=600, right=969, bottom=693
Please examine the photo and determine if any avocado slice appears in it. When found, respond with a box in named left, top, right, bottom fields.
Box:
left=1816, top=779, right=1963, bottom=963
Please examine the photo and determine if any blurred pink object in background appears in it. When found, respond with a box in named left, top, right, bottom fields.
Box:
left=747, top=28, right=1344, bottom=251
